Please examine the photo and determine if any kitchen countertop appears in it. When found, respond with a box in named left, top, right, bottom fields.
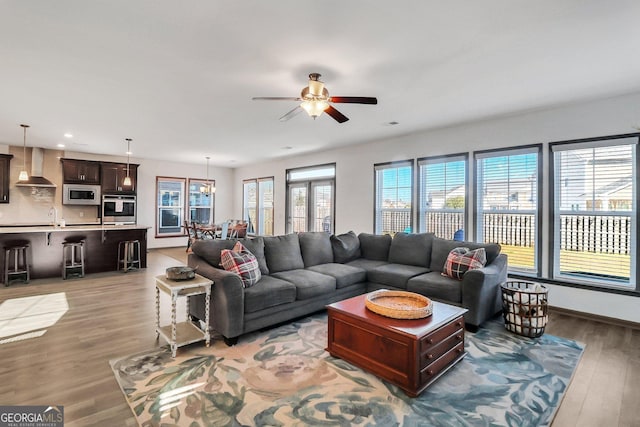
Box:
left=0, top=224, right=151, bottom=234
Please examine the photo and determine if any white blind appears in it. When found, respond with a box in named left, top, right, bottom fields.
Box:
left=476, top=147, right=539, bottom=273
left=374, top=161, right=413, bottom=235
left=553, top=141, right=636, bottom=287
left=418, top=155, right=466, bottom=239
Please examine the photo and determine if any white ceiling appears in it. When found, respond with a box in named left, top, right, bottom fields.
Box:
left=1, top=1, right=640, bottom=167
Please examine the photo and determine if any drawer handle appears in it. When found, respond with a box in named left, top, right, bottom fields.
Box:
left=426, top=353, right=434, bottom=360
left=456, top=321, right=462, bottom=327
left=456, top=334, right=462, bottom=340
left=426, top=338, right=433, bottom=344
left=457, top=348, right=463, bottom=354
left=427, top=369, right=433, bottom=375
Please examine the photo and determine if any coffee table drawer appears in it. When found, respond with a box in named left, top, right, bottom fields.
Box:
left=420, top=341, right=465, bottom=384
left=420, top=315, right=464, bottom=352
left=421, top=328, right=464, bottom=368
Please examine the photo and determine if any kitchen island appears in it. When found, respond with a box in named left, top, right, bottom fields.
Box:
left=0, top=224, right=149, bottom=283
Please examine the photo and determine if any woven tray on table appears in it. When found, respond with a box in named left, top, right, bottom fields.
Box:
left=365, top=290, right=433, bottom=319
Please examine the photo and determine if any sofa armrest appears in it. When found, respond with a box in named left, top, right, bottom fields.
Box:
left=188, top=253, right=245, bottom=339
left=460, top=253, right=508, bottom=328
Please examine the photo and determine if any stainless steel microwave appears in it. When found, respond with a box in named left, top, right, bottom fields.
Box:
left=63, top=184, right=101, bottom=205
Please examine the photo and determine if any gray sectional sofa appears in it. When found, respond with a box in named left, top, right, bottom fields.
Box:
left=188, top=231, right=508, bottom=345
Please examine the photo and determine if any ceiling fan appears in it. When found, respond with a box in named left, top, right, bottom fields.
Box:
left=252, top=73, right=377, bottom=123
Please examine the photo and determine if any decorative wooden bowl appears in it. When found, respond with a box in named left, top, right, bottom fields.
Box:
left=365, top=290, right=433, bottom=319
left=166, top=266, right=196, bottom=281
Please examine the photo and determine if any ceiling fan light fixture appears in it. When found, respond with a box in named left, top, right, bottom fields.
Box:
left=301, top=99, right=329, bottom=118
left=308, top=79, right=324, bottom=97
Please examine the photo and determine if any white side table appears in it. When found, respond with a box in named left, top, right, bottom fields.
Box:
left=155, top=273, right=213, bottom=357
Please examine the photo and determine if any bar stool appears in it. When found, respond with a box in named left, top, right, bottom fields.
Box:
left=118, top=240, right=141, bottom=272
left=62, top=239, right=85, bottom=279
left=4, top=242, right=30, bottom=286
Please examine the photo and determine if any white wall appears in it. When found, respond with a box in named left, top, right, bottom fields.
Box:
left=233, top=91, right=640, bottom=323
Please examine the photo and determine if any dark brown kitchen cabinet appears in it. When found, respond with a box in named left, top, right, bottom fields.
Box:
left=61, top=158, right=101, bottom=184
left=101, top=162, right=137, bottom=194
left=0, top=154, right=13, bottom=203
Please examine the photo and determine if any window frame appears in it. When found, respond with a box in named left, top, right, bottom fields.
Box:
left=155, top=176, right=187, bottom=238
left=417, top=153, right=468, bottom=239
left=549, top=133, right=639, bottom=292
left=187, top=178, right=215, bottom=225
left=473, top=144, right=542, bottom=276
left=373, top=159, right=414, bottom=235
left=285, top=163, right=336, bottom=234
left=243, top=176, right=274, bottom=236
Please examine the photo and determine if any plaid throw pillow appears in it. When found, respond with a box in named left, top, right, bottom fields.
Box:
left=220, top=242, right=262, bottom=288
left=442, top=247, right=487, bottom=280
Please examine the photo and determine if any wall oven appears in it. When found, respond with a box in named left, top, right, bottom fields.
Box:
left=102, top=195, right=136, bottom=224
left=63, top=184, right=101, bottom=205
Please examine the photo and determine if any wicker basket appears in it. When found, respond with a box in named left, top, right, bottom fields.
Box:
left=501, top=281, right=548, bottom=338
left=365, top=290, right=433, bottom=319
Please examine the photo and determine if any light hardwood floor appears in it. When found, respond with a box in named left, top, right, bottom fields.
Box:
left=0, top=247, right=638, bottom=427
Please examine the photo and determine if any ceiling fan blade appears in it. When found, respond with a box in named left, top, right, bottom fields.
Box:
left=252, top=97, right=301, bottom=101
left=330, top=96, right=378, bottom=105
left=279, top=106, right=304, bottom=122
left=325, top=105, right=349, bottom=123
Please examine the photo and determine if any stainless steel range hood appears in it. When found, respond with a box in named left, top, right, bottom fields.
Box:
left=15, top=147, right=57, bottom=188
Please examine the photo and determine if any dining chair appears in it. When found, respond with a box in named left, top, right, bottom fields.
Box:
left=229, top=221, right=248, bottom=239
left=184, top=221, right=200, bottom=252
left=216, top=222, right=230, bottom=240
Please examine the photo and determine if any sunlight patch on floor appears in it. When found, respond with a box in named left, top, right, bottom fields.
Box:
left=0, top=292, right=68, bottom=342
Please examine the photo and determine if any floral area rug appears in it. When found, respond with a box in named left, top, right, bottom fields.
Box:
left=110, top=314, right=583, bottom=427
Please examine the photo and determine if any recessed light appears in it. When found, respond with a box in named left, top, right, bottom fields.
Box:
left=57, top=143, right=65, bottom=148
left=282, top=146, right=293, bottom=150
left=63, top=133, right=73, bottom=138
left=384, top=121, right=399, bottom=126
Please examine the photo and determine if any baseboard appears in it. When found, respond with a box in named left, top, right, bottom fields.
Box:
left=549, top=305, right=640, bottom=330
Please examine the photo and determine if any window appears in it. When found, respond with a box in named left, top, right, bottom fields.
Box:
left=286, top=164, right=335, bottom=233
left=551, top=135, right=637, bottom=289
left=156, top=177, right=186, bottom=237
left=374, top=160, right=413, bottom=235
left=243, top=177, right=274, bottom=235
left=475, top=146, right=541, bottom=274
left=187, top=179, right=215, bottom=224
left=418, top=154, right=467, bottom=239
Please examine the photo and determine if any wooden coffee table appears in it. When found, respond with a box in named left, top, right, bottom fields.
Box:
left=327, top=293, right=468, bottom=397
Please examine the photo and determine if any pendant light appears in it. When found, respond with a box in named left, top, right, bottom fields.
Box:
left=200, top=156, right=211, bottom=195
left=123, top=138, right=132, bottom=187
left=17, top=124, right=29, bottom=182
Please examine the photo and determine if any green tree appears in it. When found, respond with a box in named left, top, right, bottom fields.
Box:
left=444, top=196, right=465, bottom=209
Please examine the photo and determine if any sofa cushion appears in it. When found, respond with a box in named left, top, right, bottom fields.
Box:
left=346, top=258, right=389, bottom=273
left=388, top=232, right=435, bottom=267
left=443, top=247, right=487, bottom=280
left=307, top=263, right=366, bottom=289
left=367, top=263, right=431, bottom=289
left=271, top=269, right=336, bottom=300
left=244, top=275, right=297, bottom=313
left=430, top=237, right=501, bottom=272
left=263, top=233, right=305, bottom=273
left=358, top=233, right=392, bottom=261
left=298, top=232, right=334, bottom=267
left=192, top=239, right=235, bottom=268
left=237, top=236, right=269, bottom=275
left=330, top=231, right=361, bottom=263
left=220, top=242, right=262, bottom=288
left=407, top=272, right=462, bottom=303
